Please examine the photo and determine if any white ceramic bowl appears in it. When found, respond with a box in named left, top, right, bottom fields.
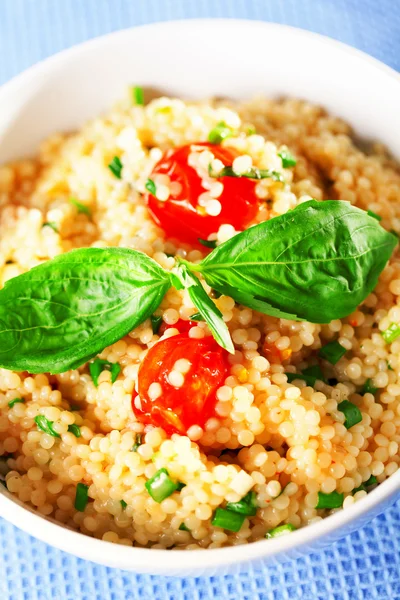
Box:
left=0, top=19, right=400, bottom=576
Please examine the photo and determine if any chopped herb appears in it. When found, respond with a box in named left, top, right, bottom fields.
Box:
left=67, top=424, right=81, bottom=438
left=43, top=222, right=59, bottom=232
left=176, top=482, right=186, bottom=491
left=34, top=415, right=60, bottom=438
left=362, top=378, right=378, bottom=395
left=151, top=314, right=163, bottom=334
left=318, top=340, right=347, bottom=364
left=302, top=364, right=325, bottom=382
left=367, top=210, right=382, bottom=221
left=8, top=398, right=24, bottom=408
left=226, top=491, right=257, bottom=517
left=74, top=482, right=89, bottom=511
left=316, top=490, right=344, bottom=509
left=278, top=149, right=297, bottom=168
left=120, top=499, right=128, bottom=509
left=285, top=364, right=325, bottom=387
left=132, top=86, right=144, bottom=105
left=179, top=523, right=190, bottom=532
left=338, top=400, right=362, bottom=429
left=131, top=434, right=143, bottom=452
left=266, top=523, right=296, bottom=539
left=69, top=197, right=91, bottom=217
left=198, top=238, right=217, bottom=249
left=209, top=164, right=284, bottom=182
left=353, top=474, right=378, bottom=494
left=108, top=156, right=123, bottom=179
left=246, top=126, right=256, bottom=136
left=382, top=323, right=400, bottom=343
left=89, top=359, right=121, bottom=387
left=387, top=362, right=394, bottom=371
left=211, top=508, right=246, bottom=532
left=145, top=468, right=179, bottom=503
left=145, top=178, right=156, bottom=197
left=190, top=312, right=203, bottom=322
left=208, top=122, right=235, bottom=145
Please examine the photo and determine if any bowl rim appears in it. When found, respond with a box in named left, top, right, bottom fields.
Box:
left=0, top=18, right=400, bottom=572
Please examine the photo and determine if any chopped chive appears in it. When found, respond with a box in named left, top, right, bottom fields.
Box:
left=145, top=468, right=179, bottom=503
left=382, top=323, right=400, bottom=343
left=179, top=522, right=190, bottom=532
left=89, top=359, right=121, bottom=387
left=34, top=415, right=60, bottom=438
left=108, top=156, right=123, bottom=179
left=209, top=164, right=284, bottom=182
left=74, top=482, right=89, bottom=511
left=318, top=340, right=347, bottom=364
left=302, top=364, right=325, bottom=382
left=8, top=398, right=25, bottom=408
left=132, top=86, right=144, bottom=105
left=43, top=222, right=59, bottom=232
left=246, top=126, right=256, bottom=136
left=278, top=149, right=297, bottom=168
left=367, top=209, right=382, bottom=221
left=120, top=499, right=128, bottom=509
left=145, top=178, right=157, bottom=197
left=69, top=197, right=91, bottom=217
left=208, top=122, right=234, bottom=145
left=67, top=424, right=81, bottom=438
left=338, top=400, right=362, bottom=429
left=362, top=378, right=377, bottom=395
left=151, top=314, right=163, bottom=334
left=198, top=238, right=217, bottom=249
left=131, top=434, right=143, bottom=452
left=285, top=372, right=317, bottom=387
left=316, top=490, right=344, bottom=509
left=265, top=523, right=296, bottom=539
left=388, top=362, right=394, bottom=371
left=190, top=312, right=203, bottom=322
left=211, top=507, right=246, bottom=532
left=353, top=474, right=378, bottom=494
left=226, top=491, right=257, bottom=517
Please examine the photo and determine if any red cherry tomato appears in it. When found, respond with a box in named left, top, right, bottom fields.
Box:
left=135, top=333, right=229, bottom=434
left=145, top=143, right=259, bottom=243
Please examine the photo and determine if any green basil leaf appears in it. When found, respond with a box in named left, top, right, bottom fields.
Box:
left=0, top=247, right=171, bottom=373
left=174, top=263, right=234, bottom=354
left=189, top=200, right=397, bottom=324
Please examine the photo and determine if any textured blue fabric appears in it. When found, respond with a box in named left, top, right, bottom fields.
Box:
left=1, top=1, right=400, bottom=598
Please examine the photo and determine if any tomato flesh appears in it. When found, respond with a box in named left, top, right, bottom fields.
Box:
left=145, top=143, right=259, bottom=243
left=135, top=333, right=229, bottom=434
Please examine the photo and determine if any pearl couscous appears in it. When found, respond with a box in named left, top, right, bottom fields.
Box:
left=0, top=91, right=400, bottom=549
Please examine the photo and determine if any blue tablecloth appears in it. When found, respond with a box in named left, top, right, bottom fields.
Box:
left=0, top=1, right=399, bottom=598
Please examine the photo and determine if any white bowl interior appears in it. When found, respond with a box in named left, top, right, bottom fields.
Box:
left=0, top=19, right=400, bottom=575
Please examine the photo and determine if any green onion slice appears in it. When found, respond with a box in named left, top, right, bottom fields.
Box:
left=211, top=507, right=246, bottom=532
left=131, top=433, right=143, bottom=452
left=89, top=359, right=121, bottom=387
left=145, top=468, right=179, bottom=503
left=69, top=197, right=91, bottom=217
left=382, top=323, right=400, bottom=344
left=145, top=178, right=156, bottom=197
left=316, top=490, right=344, bottom=509
left=68, top=424, right=81, bottom=438
left=318, top=340, right=347, bottom=364
left=43, top=222, right=59, bottom=232
left=8, top=398, right=25, bottom=408
left=198, top=238, right=217, bottom=249
left=265, top=523, right=296, bottom=538
left=362, top=378, right=377, bottom=395
left=208, top=122, right=235, bottom=145
left=352, top=474, right=378, bottom=494
left=246, top=126, right=256, bottom=136
left=367, top=209, right=382, bottom=221
left=132, top=86, right=145, bottom=105
left=278, top=149, right=297, bottom=168
left=226, top=491, right=257, bottom=516
left=108, top=156, right=123, bottom=179
left=209, top=164, right=284, bottom=182
left=74, top=482, right=89, bottom=511
left=338, top=400, right=362, bottom=429
left=34, top=415, right=60, bottom=438
left=120, top=499, right=128, bottom=509
left=179, top=522, right=190, bottom=532
left=150, top=314, right=163, bottom=334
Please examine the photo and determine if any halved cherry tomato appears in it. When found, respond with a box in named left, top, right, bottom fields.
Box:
left=135, top=333, right=229, bottom=434
left=145, top=143, right=259, bottom=243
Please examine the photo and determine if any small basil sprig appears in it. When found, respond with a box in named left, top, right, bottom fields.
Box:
left=0, top=200, right=396, bottom=372
left=185, top=200, right=397, bottom=324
